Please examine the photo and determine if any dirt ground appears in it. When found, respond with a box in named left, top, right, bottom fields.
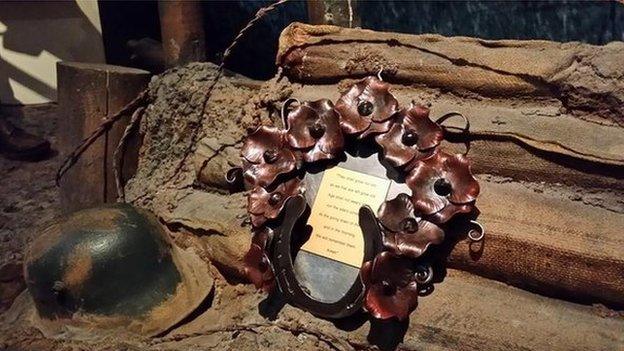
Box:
left=0, top=103, right=60, bottom=312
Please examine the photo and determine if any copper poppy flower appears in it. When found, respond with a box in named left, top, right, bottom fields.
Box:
left=360, top=252, right=419, bottom=320
left=285, top=99, right=345, bottom=162
left=375, top=104, right=443, bottom=168
left=378, top=193, right=444, bottom=258
left=241, top=126, right=297, bottom=188
left=243, top=227, right=275, bottom=292
left=406, top=151, right=480, bottom=223
left=335, top=76, right=399, bottom=139
left=248, top=177, right=302, bottom=227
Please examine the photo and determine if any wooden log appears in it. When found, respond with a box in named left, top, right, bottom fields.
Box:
left=158, top=0, right=206, bottom=67
left=57, top=62, right=150, bottom=214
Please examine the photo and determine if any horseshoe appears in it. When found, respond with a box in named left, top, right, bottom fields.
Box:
left=271, top=195, right=383, bottom=319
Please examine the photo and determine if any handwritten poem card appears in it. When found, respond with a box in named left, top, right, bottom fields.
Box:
left=301, top=167, right=391, bottom=267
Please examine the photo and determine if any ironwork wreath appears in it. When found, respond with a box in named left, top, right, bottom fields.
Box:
left=227, top=73, right=484, bottom=321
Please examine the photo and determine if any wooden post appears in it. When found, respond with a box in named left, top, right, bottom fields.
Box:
left=158, top=0, right=206, bottom=67
left=57, top=62, right=150, bottom=214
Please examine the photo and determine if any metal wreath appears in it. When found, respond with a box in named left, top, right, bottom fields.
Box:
left=227, top=74, right=484, bottom=321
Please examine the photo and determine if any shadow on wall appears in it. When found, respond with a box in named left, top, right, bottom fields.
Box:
left=0, top=1, right=104, bottom=105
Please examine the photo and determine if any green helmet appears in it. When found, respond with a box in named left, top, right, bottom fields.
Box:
left=24, top=203, right=212, bottom=336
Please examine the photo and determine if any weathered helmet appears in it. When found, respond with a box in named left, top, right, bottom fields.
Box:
left=24, top=203, right=212, bottom=336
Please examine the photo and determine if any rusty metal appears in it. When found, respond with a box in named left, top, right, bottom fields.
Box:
left=435, top=111, right=471, bottom=134
left=285, top=99, right=345, bottom=162
left=230, top=74, right=483, bottom=321
left=241, top=126, right=298, bottom=189
left=360, top=252, right=419, bottom=320
left=158, top=0, right=206, bottom=66
left=247, top=178, right=303, bottom=227
left=243, top=227, right=275, bottom=292
left=24, top=204, right=213, bottom=336
left=406, top=151, right=480, bottom=224
left=468, top=220, right=486, bottom=242
left=378, top=193, right=445, bottom=259
left=334, top=76, right=399, bottom=139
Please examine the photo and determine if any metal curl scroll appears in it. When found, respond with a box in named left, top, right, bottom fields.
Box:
left=435, top=111, right=470, bottom=134
left=225, top=167, right=244, bottom=192
left=414, top=265, right=434, bottom=285
left=281, top=98, right=300, bottom=129
left=468, top=220, right=485, bottom=242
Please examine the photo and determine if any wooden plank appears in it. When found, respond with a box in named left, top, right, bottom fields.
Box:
left=57, top=63, right=107, bottom=213
left=57, top=62, right=150, bottom=213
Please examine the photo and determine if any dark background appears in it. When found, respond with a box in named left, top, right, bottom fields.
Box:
left=98, top=0, right=624, bottom=79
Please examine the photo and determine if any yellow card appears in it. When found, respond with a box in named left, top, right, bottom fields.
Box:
left=301, top=167, right=391, bottom=267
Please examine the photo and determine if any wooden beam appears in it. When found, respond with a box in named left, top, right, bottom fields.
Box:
left=158, top=0, right=206, bottom=67
left=57, top=62, right=150, bottom=213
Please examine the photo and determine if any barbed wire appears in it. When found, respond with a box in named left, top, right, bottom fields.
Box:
left=113, top=106, right=145, bottom=202
left=55, top=0, right=291, bottom=195
left=160, top=0, right=291, bottom=190
left=55, top=90, right=148, bottom=185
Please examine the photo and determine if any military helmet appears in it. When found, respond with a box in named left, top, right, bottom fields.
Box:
left=24, top=203, right=212, bottom=336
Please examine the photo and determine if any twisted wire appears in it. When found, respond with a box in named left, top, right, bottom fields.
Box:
left=113, top=106, right=145, bottom=202
left=170, top=0, right=291, bottom=181
left=55, top=90, right=148, bottom=185
left=56, top=0, right=291, bottom=190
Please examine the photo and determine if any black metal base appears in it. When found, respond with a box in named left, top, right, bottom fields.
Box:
left=271, top=195, right=383, bottom=319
